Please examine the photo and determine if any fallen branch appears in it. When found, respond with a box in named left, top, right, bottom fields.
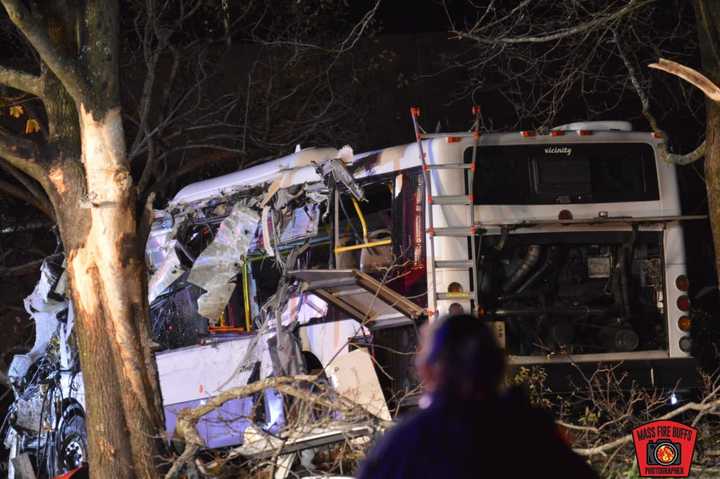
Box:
left=164, top=375, right=387, bottom=479
left=572, top=396, right=720, bottom=457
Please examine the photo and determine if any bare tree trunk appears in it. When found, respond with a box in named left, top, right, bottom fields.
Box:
left=697, top=0, right=720, bottom=288
left=54, top=108, right=164, bottom=478
left=705, top=105, right=720, bottom=289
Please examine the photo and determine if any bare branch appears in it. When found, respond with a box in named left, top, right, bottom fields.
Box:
left=0, top=160, right=53, bottom=218
left=0, top=258, right=43, bottom=277
left=615, top=37, right=706, bottom=165
left=649, top=57, right=720, bottom=102
left=166, top=375, right=367, bottom=479
left=667, top=140, right=706, bottom=166
left=0, top=0, right=91, bottom=106
left=164, top=373, right=390, bottom=478
left=573, top=396, right=720, bottom=457
left=0, top=127, right=44, bottom=178
left=455, top=0, right=654, bottom=45
left=0, top=65, right=42, bottom=97
left=0, top=178, right=53, bottom=218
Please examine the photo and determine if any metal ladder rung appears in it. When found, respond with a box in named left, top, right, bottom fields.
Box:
left=430, top=195, right=473, bottom=205
left=411, top=106, right=482, bottom=314
left=437, top=291, right=474, bottom=301
left=434, top=259, right=473, bottom=269
left=426, top=163, right=473, bottom=170
left=430, top=227, right=476, bottom=237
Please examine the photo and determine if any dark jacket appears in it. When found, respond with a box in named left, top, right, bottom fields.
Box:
left=357, top=391, right=598, bottom=479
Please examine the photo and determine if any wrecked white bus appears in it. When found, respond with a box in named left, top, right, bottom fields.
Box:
left=2, top=119, right=701, bottom=477
left=146, top=117, right=700, bottom=426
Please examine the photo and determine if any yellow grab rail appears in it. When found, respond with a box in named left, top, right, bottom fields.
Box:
left=334, top=239, right=391, bottom=254
left=242, top=260, right=252, bottom=332
left=336, top=196, right=391, bottom=254
left=351, top=197, right=369, bottom=243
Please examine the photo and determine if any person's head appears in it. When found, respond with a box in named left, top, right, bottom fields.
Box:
left=415, top=314, right=506, bottom=400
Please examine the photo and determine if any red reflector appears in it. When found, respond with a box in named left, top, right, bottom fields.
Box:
left=675, top=275, right=689, bottom=292
left=550, top=130, right=565, bottom=136
left=410, top=106, right=421, bottom=118
left=652, top=132, right=664, bottom=139
left=472, top=105, right=481, bottom=115
left=520, top=130, right=536, bottom=137
left=677, top=295, right=690, bottom=311
left=577, top=130, right=592, bottom=136
left=678, top=316, right=691, bottom=332
left=446, top=136, right=461, bottom=143
left=558, top=209, right=573, bottom=220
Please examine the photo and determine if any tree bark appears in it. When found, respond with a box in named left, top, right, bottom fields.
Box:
left=706, top=103, right=720, bottom=289
left=56, top=107, right=164, bottom=479
left=696, top=0, right=720, bottom=288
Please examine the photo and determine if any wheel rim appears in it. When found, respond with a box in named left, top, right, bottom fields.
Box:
left=60, top=434, right=86, bottom=469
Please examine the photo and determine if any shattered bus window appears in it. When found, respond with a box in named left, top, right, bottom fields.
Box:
left=150, top=276, right=207, bottom=349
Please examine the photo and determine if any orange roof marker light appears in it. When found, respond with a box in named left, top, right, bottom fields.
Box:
left=520, top=130, right=536, bottom=138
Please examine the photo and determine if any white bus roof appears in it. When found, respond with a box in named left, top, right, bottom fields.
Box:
left=170, top=129, right=660, bottom=207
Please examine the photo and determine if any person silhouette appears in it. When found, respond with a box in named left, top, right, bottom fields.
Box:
left=357, top=314, right=598, bottom=478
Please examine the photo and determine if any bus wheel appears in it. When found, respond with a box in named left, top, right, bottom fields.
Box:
left=56, top=413, right=88, bottom=473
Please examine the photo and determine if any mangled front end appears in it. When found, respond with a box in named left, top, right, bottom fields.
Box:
left=2, top=255, right=85, bottom=478
left=146, top=152, right=408, bottom=454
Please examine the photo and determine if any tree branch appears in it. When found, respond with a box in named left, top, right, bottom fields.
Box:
left=0, top=0, right=91, bottom=106
left=455, top=0, right=653, bottom=45
left=0, top=178, right=54, bottom=219
left=667, top=140, right=706, bottom=166
left=573, top=396, right=720, bottom=457
left=0, top=127, right=44, bottom=178
left=0, top=65, right=42, bottom=97
left=615, top=38, right=706, bottom=165
left=0, top=258, right=43, bottom=277
left=649, top=57, right=720, bottom=102
left=0, top=160, right=52, bottom=215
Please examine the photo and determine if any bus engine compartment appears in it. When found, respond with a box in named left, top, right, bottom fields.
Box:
left=479, top=230, right=667, bottom=356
